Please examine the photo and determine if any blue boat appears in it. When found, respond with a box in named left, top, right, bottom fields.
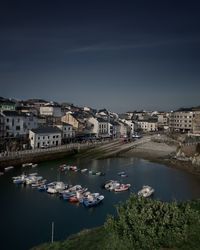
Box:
left=38, top=185, right=47, bottom=192
left=83, top=195, right=104, bottom=207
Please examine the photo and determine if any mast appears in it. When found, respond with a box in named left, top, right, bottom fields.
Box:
left=51, top=221, right=54, bottom=243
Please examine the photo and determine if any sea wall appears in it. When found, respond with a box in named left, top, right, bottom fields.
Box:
left=0, top=143, right=98, bottom=169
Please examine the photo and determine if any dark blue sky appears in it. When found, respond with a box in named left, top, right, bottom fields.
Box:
left=0, top=0, right=200, bottom=112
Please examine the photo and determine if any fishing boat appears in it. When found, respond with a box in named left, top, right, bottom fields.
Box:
left=54, top=182, right=66, bottom=192
left=118, top=171, right=128, bottom=177
left=13, top=174, right=26, bottom=184
left=81, top=168, right=88, bottom=173
left=22, top=163, right=33, bottom=167
left=38, top=185, right=48, bottom=192
left=83, top=194, right=104, bottom=207
left=4, top=166, right=14, bottom=171
left=47, top=186, right=57, bottom=194
left=138, top=185, right=154, bottom=197
left=104, top=180, right=120, bottom=191
left=114, top=184, right=131, bottom=192
left=32, top=164, right=38, bottom=168
left=69, top=196, right=79, bottom=203
left=95, top=171, right=105, bottom=176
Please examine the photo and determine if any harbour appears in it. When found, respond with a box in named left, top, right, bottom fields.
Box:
left=1, top=156, right=200, bottom=250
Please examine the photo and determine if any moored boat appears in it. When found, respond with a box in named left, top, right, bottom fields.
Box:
left=138, top=185, right=154, bottom=197
left=81, top=168, right=88, bottom=173
left=114, top=184, right=131, bottom=192
left=4, top=166, right=14, bottom=171
left=22, top=163, right=33, bottom=167
left=83, top=194, right=104, bottom=207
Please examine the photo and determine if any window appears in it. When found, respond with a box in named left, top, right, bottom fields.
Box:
left=16, top=126, right=20, bottom=131
left=38, top=137, right=40, bottom=140
left=7, top=118, right=9, bottom=122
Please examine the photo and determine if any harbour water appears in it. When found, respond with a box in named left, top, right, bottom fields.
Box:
left=1, top=157, right=200, bottom=250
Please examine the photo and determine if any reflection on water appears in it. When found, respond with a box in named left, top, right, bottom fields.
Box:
left=0, top=157, right=200, bottom=250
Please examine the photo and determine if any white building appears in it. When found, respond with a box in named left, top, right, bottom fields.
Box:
left=87, top=117, right=99, bottom=137
left=40, top=104, right=62, bottom=117
left=121, top=119, right=135, bottom=135
left=169, top=111, right=194, bottom=132
left=55, top=122, right=74, bottom=141
left=97, top=118, right=110, bottom=138
left=29, top=127, right=62, bottom=149
left=119, top=121, right=130, bottom=138
left=1, top=111, right=38, bottom=137
left=137, top=120, right=158, bottom=132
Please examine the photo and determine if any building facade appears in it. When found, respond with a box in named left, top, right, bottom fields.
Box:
left=192, top=112, right=200, bottom=134
left=137, top=120, right=158, bottom=132
left=55, top=123, right=74, bottom=141
left=169, top=111, right=194, bottom=132
left=1, top=111, right=38, bottom=137
left=40, top=105, right=62, bottom=117
left=29, top=127, right=62, bottom=149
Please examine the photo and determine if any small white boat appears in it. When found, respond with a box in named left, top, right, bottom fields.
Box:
left=0, top=172, right=4, bottom=176
left=104, top=180, right=120, bottom=191
left=81, top=168, right=88, bottom=173
left=114, top=184, right=131, bottom=192
left=13, top=174, right=27, bottom=184
left=4, top=166, right=14, bottom=171
left=32, top=164, right=38, bottom=168
left=138, top=185, right=154, bottom=198
left=22, top=163, right=33, bottom=167
left=47, top=187, right=57, bottom=194
left=29, top=172, right=38, bottom=176
left=55, top=182, right=65, bottom=192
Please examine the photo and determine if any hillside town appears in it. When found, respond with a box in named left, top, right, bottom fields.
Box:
left=0, top=96, right=200, bottom=152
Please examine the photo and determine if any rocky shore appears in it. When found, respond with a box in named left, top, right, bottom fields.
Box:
left=120, top=140, right=200, bottom=178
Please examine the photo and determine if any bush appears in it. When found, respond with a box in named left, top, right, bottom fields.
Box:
left=105, top=195, right=200, bottom=250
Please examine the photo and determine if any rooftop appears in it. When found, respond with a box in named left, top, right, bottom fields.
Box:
left=31, top=127, right=62, bottom=134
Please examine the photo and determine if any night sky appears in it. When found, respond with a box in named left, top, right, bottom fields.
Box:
left=0, top=0, right=200, bottom=112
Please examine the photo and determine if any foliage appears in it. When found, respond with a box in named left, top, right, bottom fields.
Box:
left=105, top=195, right=200, bottom=250
left=32, top=197, right=200, bottom=250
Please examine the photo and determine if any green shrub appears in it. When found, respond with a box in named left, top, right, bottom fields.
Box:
left=105, top=195, right=200, bottom=250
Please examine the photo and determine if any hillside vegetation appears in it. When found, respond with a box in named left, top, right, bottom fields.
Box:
left=32, top=195, right=200, bottom=250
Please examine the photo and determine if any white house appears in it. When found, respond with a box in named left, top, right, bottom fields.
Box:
left=55, top=122, right=74, bottom=141
left=1, top=111, right=38, bottom=137
left=87, top=117, right=99, bottom=137
left=137, top=120, right=158, bottom=132
left=40, top=104, right=62, bottom=117
left=118, top=121, right=130, bottom=138
left=29, top=127, right=62, bottom=149
left=121, top=119, right=135, bottom=135
left=97, top=118, right=110, bottom=138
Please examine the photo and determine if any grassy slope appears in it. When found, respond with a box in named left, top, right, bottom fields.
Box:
left=31, top=227, right=108, bottom=250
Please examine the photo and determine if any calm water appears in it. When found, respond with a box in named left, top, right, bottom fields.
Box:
left=1, top=157, right=200, bottom=250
